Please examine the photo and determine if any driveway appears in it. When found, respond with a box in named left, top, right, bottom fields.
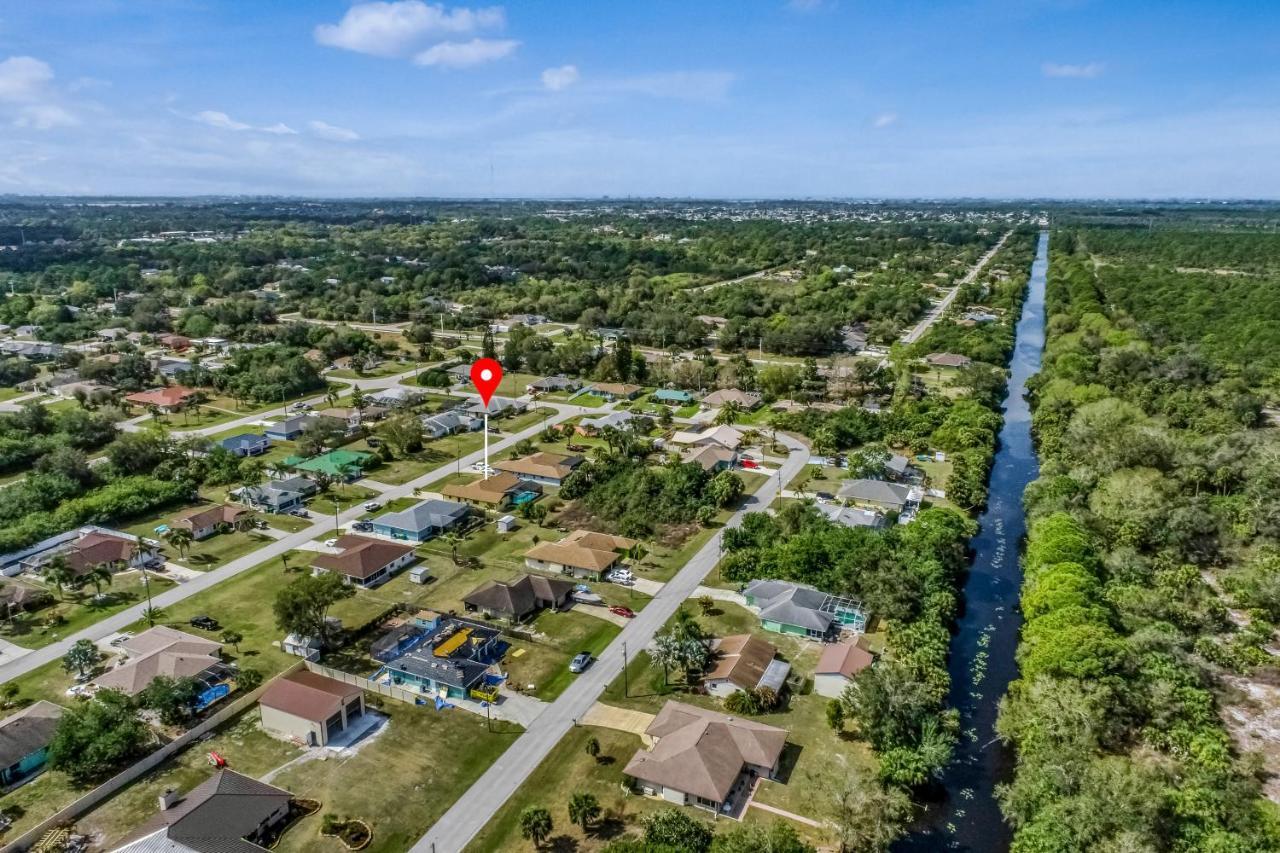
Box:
left=690, top=585, right=748, bottom=608
left=580, top=702, right=655, bottom=737
left=570, top=603, right=632, bottom=627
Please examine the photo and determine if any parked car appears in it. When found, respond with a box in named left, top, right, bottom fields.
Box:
left=471, top=462, right=495, bottom=475
left=324, top=538, right=339, bottom=548
left=352, top=520, right=373, bottom=532
left=363, top=501, right=382, bottom=512
left=569, top=652, right=593, bottom=673
left=291, top=508, right=310, bottom=518
left=190, top=615, right=220, bottom=631
left=608, top=568, right=635, bottom=583
left=290, top=402, right=312, bottom=411
left=740, top=458, right=760, bottom=469
left=609, top=606, right=636, bottom=619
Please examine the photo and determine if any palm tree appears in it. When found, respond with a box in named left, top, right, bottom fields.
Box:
left=164, top=526, right=194, bottom=560
left=519, top=807, right=552, bottom=849
left=325, top=388, right=340, bottom=409
left=131, top=536, right=157, bottom=625
left=42, top=556, right=75, bottom=601
left=567, top=791, right=601, bottom=834
left=80, top=563, right=114, bottom=600
left=715, top=400, right=743, bottom=425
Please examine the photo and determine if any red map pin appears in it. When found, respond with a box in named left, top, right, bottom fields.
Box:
left=470, top=358, right=503, bottom=406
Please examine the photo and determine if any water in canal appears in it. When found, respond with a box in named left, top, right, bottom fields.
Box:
left=896, top=230, right=1049, bottom=853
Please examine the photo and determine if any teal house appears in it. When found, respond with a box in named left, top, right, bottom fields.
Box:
left=653, top=389, right=695, bottom=405
left=743, top=580, right=868, bottom=638
left=0, top=701, right=64, bottom=789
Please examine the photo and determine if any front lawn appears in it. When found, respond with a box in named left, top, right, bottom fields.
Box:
left=0, top=571, right=176, bottom=651
left=271, top=700, right=519, bottom=853
left=506, top=609, right=620, bottom=701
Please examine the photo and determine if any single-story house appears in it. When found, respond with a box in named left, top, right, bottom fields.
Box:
left=463, top=573, right=574, bottom=622
left=0, top=581, right=52, bottom=614
left=702, top=634, right=791, bottom=699
left=591, top=382, right=642, bottom=401
left=366, top=386, right=422, bottom=408
left=22, top=529, right=161, bottom=578
left=837, top=479, right=915, bottom=512
left=770, top=399, right=809, bottom=414
left=218, top=432, right=271, bottom=458
left=157, top=333, right=193, bottom=351
left=265, top=414, right=315, bottom=441
left=52, top=381, right=110, bottom=400
left=886, top=453, right=912, bottom=480
left=172, top=504, right=253, bottom=540
left=527, top=375, right=581, bottom=394
left=107, top=770, right=293, bottom=853
left=0, top=701, right=64, bottom=789
left=624, top=702, right=787, bottom=813
left=813, top=640, right=876, bottom=698
left=818, top=503, right=885, bottom=530
left=466, top=395, right=527, bottom=417
left=652, top=388, right=695, bottom=405
left=380, top=615, right=503, bottom=700
left=259, top=669, right=365, bottom=747
left=742, top=579, right=868, bottom=638
left=442, top=471, right=537, bottom=509
left=285, top=449, right=374, bottom=479
left=495, top=451, right=583, bottom=487
left=312, top=536, right=417, bottom=588
left=125, top=385, right=197, bottom=413
left=702, top=389, right=763, bottom=410
left=576, top=410, right=637, bottom=435
left=156, top=358, right=194, bottom=380
left=524, top=530, right=637, bottom=581
left=445, top=363, right=473, bottom=384
left=234, top=475, right=316, bottom=514
left=669, top=425, right=745, bottom=451
left=925, top=352, right=972, bottom=368
left=370, top=499, right=471, bottom=543
left=93, top=626, right=229, bottom=698
left=680, top=444, right=738, bottom=473
left=422, top=410, right=483, bottom=438
left=316, top=407, right=362, bottom=434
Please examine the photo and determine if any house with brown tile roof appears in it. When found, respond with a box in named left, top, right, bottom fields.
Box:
left=462, top=573, right=574, bottom=622
left=925, top=352, right=972, bottom=368
left=93, top=626, right=226, bottom=697
left=441, top=471, right=537, bottom=508
left=591, top=382, right=642, bottom=401
left=125, top=385, right=197, bottom=413
left=495, top=451, right=584, bottom=487
left=701, top=634, right=791, bottom=699
left=813, top=639, right=876, bottom=698
left=311, top=535, right=417, bottom=588
left=624, top=701, right=787, bottom=812
left=172, top=504, right=253, bottom=541
left=523, top=529, right=637, bottom=580
left=701, top=388, right=763, bottom=410
left=258, top=669, right=365, bottom=747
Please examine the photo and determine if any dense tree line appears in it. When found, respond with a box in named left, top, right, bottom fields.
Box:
left=997, top=238, right=1280, bottom=852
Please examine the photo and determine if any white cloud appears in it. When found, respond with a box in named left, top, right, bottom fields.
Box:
left=0, top=56, right=54, bottom=101
left=193, top=111, right=299, bottom=135
left=872, top=112, right=897, bottom=128
left=315, top=1, right=505, bottom=58
left=414, top=38, right=518, bottom=68
left=15, top=104, right=78, bottom=129
left=308, top=120, right=360, bottom=142
left=195, top=110, right=251, bottom=131
left=1042, top=61, right=1105, bottom=79
left=541, top=64, right=579, bottom=91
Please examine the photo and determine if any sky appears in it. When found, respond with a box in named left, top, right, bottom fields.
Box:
left=0, top=0, right=1277, bottom=198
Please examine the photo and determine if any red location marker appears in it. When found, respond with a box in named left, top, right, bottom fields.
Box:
left=470, top=358, right=503, bottom=406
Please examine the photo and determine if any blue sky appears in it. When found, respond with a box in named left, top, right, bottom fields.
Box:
left=0, top=0, right=1277, bottom=197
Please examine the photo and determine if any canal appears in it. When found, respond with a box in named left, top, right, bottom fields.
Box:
left=897, top=229, right=1049, bottom=852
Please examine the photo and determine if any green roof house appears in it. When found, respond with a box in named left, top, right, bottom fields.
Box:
left=283, top=449, right=374, bottom=479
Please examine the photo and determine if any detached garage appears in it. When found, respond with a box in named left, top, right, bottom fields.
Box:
left=258, top=670, right=365, bottom=747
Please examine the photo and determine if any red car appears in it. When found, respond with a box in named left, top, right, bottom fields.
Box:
left=740, top=458, right=760, bottom=469
left=609, top=606, right=636, bottom=619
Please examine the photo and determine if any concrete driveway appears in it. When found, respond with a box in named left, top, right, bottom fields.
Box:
left=580, top=702, right=655, bottom=737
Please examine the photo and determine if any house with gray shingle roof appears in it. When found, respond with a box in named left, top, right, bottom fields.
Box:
left=743, top=579, right=868, bottom=638
left=371, top=499, right=470, bottom=543
left=837, top=478, right=916, bottom=511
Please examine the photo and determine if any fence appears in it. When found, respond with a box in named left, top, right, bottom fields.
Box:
left=302, top=661, right=422, bottom=706
left=1, top=662, right=304, bottom=853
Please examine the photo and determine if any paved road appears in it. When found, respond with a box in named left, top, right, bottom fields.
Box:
left=0, top=402, right=576, bottom=685
left=410, top=434, right=809, bottom=853
left=899, top=229, right=1013, bottom=346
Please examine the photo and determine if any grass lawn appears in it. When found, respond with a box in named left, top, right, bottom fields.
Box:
left=507, top=609, right=620, bottom=701
left=787, top=464, right=847, bottom=496
left=464, top=724, right=676, bottom=853
left=561, top=393, right=606, bottom=408
left=77, top=709, right=303, bottom=849
left=0, top=386, right=27, bottom=403
left=0, top=572, right=176, bottom=651
left=327, top=359, right=418, bottom=380
left=259, top=513, right=312, bottom=533
left=271, top=700, right=519, bottom=853
left=309, top=485, right=381, bottom=518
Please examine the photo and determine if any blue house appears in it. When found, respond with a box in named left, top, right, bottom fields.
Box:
left=375, top=615, right=503, bottom=700
left=219, top=433, right=271, bottom=458
left=0, top=701, right=64, bottom=790
left=653, top=388, right=695, bottom=405
left=372, top=499, right=471, bottom=543
left=265, top=414, right=315, bottom=441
